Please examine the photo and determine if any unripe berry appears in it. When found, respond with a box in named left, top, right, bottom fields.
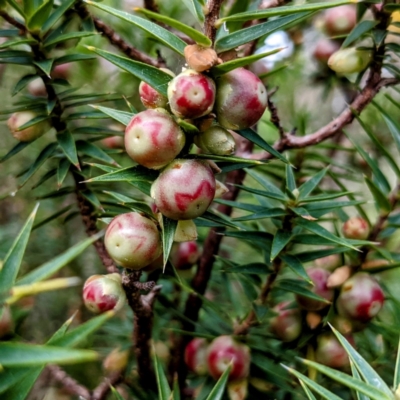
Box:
left=125, top=109, right=185, bottom=169
left=270, top=302, right=302, bottom=342
left=315, top=333, right=353, bottom=369
left=105, top=212, right=162, bottom=269
left=27, top=64, right=71, bottom=96
left=328, top=48, right=372, bottom=74
left=336, top=273, right=384, bottom=322
left=167, top=69, right=216, bottom=119
left=313, top=38, right=341, bottom=64
left=194, top=126, right=236, bottom=155
left=185, top=338, right=209, bottom=375
left=296, top=267, right=334, bottom=311
left=172, top=241, right=200, bottom=270
left=151, top=159, right=216, bottom=220
left=102, top=135, right=125, bottom=149
left=342, top=216, right=369, bottom=240
left=215, top=68, right=267, bottom=130
left=207, top=336, right=250, bottom=381
left=7, top=111, right=49, bottom=142
left=324, top=5, right=357, bottom=36
left=83, top=273, right=126, bottom=313
left=103, top=347, right=129, bottom=373
left=139, top=68, right=175, bottom=109
left=315, top=253, right=342, bottom=271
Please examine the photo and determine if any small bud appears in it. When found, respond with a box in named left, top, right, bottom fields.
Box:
left=315, top=333, right=353, bottom=369
left=306, top=312, right=322, bottom=330
left=336, top=272, right=384, bottom=322
left=184, top=44, right=218, bottom=72
left=103, top=347, right=129, bottom=373
left=328, top=48, right=372, bottom=74
left=83, top=273, right=126, bottom=313
left=185, top=338, right=209, bottom=375
left=174, top=220, right=198, bottom=242
left=7, top=111, right=49, bottom=142
left=361, top=259, right=389, bottom=270
left=207, top=336, right=250, bottom=381
left=194, top=125, right=236, bottom=155
left=296, top=267, right=334, bottom=311
left=270, top=302, right=302, bottom=342
left=214, top=180, right=230, bottom=199
left=327, top=266, right=352, bottom=288
left=342, top=217, right=370, bottom=240
left=172, top=241, right=200, bottom=270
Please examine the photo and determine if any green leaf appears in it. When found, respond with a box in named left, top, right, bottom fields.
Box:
left=12, top=74, right=38, bottom=96
left=298, top=379, right=317, bottom=400
left=33, top=58, right=54, bottom=77
left=298, top=167, right=329, bottom=200
left=0, top=204, right=38, bottom=294
left=162, top=216, right=177, bottom=271
left=233, top=208, right=286, bottom=221
left=15, top=115, right=49, bottom=132
left=342, top=20, right=378, bottom=48
left=5, top=0, right=25, bottom=17
left=32, top=205, right=72, bottom=231
left=0, top=368, right=34, bottom=394
left=271, top=230, right=291, bottom=261
left=275, top=279, right=330, bottom=303
left=90, top=104, right=133, bottom=126
left=172, top=378, right=181, bottom=400
left=375, top=102, right=400, bottom=155
left=285, top=164, right=296, bottom=193
left=280, top=254, right=312, bottom=283
left=76, top=140, right=118, bottom=166
left=57, top=131, right=79, bottom=169
left=0, top=142, right=31, bottom=163
left=394, top=336, right=400, bottom=391
left=182, top=0, right=205, bottom=23
left=85, top=1, right=186, bottom=55
left=215, top=12, right=314, bottom=53
left=217, top=0, right=352, bottom=24
left=111, top=386, right=125, bottom=400
left=81, top=190, right=103, bottom=210
left=27, top=0, right=53, bottom=31
left=301, top=358, right=391, bottom=400
left=154, top=352, right=171, bottom=400
left=234, top=184, right=287, bottom=201
left=43, top=31, right=98, bottom=48
left=350, top=361, right=371, bottom=400
left=17, top=232, right=103, bottom=285
left=331, top=325, right=393, bottom=397
left=54, top=53, right=97, bottom=65
left=57, top=158, right=70, bottom=188
left=295, top=218, right=360, bottom=251
left=84, top=165, right=157, bottom=184
left=212, top=48, right=283, bottom=77
left=221, top=262, right=270, bottom=274
left=365, top=176, right=391, bottom=213
left=201, top=210, right=243, bottom=230
left=284, top=365, right=343, bottom=400
left=238, top=128, right=288, bottom=163
left=135, top=7, right=210, bottom=47
left=42, top=0, right=76, bottom=33
left=18, top=143, right=58, bottom=187
left=87, top=47, right=173, bottom=97
left=205, top=364, right=231, bottom=400
left=0, top=343, right=98, bottom=367
left=0, top=38, right=36, bottom=50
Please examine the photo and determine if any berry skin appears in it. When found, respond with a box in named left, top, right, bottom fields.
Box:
left=315, top=333, right=353, bottom=369
left=215, top=67, right=267, bottom=130
left=125, top=108, right=185, bottom=170
left=296, top=268, right=334, bottom=311
left=324, top=5, right=357, bottom=36
left=105, top=212, right=162, bottom=269
left=207, top=336, right=250, bottom=381
left=102, top=135, right=125, bottom=149
left=151, top=159, right=216, bottom=220
left=328, top=48, right=372, bottom=74
left=167, top=69, right=216, bottom=119
left=83, top=273, right=126, bottom=313
left=336, top=273, right=384, bottom=322
left=194, top=125, right=236, bottom=155
left=184, top=338, right=209, bottom=375
left=270, top=302, right=302, bottom=342
left=172, top=241, right=201, bottom=270
left=313, top=39, right=341, bottom=64
left=7, top=111, right=49, bottom=142
left=139, top=68, right=175, bottom=109
left=342, top=216, right=370, bottom=240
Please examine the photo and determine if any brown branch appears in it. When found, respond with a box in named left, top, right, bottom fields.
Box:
left=91, top=372, right=123, bottom=400
left=204, top=0, right=224, bottom=44
left=267, top=87, right=285, bottom=138
left=47, top=365, right=91, bottom=399
left=75, top=2, right=163, bottom=68
left=0, top=10, right=26, bottom=33
left=144, top=0, right=159, bottom=13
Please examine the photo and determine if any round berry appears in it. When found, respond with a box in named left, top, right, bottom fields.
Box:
left=342, top=217, right=370, bottom=240
left=313, top=39, right=341, bottom=64
left=194, top=125, right=236, bottom=155
left=7, top=111, right=49, bottom=142
left=324, top=5, right=357, bottom=37
left=185, top=338, right=209, bottom=375
left=328, top=48, right=372, bottom=74
left=270, top=302, right=302, bottom=342
left=315, top=333, right=353, bottom=369
left=172, top=241, right=201, bottom=270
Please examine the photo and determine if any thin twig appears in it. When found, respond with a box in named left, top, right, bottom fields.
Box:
left=267, top=87, right=285, bottom=138
left=91, top=372, right=123, bottom=400
left=204, top=0, right=225, bottom=45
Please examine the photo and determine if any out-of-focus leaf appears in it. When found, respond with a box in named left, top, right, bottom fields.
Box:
left=135, top=8, right=210, bottom=47
left=57, top=158, right=70, bottom=188
left=84, top=165, right=157, bottom=183
left=215, top=12, right=313, bottom=53
left=85, top=1, right=186, bottom=55
left=0, top=38, right=36, bottom=49
left=90, top=105, right=133, bottom=126
left=234, top=184, right=287, bottom=201
left=233, top=208, right=286, bottom=221
left=280, top=254, right=311, bottom=283
left=295, top=248, right=347, bottom=263
left=76, top=140, right=118, bottom=166
left=54, top=53, right=97, bottom=64
left=12, top=74, right=38, bottom=96
left=365, top=176, right=391, bottom=213
left=298, top=167, right=329, bottom=200
left=162, top=216, right=177, bottom=271
left=285, top=164, right=296, bottom=193
left=33, top=58, right=54, bottom=77
left=201, top=210, right=243, bottom=230
left=182, top=0, right=205, bottom=23
left=81, top=190, right=103, bottom=210
left=205, top=364, right=231, bottom=400
left=42, top=0, right=76, bottom=33
left=27, top=0, right=53, bottom=31
left=221, top=262, right=270, bottom=274
left=350, top=361, right=371, bottom=400
left=342, top=20, right=378, bottom=48
left=0, top=142, right=31, bottom=163
left=57, top=131, right=79, bottom=169
left=154, top=351, right=171, bottom=400
left=0, top=343, right=98, bottom=366
left=17, top=232, right=103, bottom=285
left=274, top=279, right=330, bottom=303
left=43, top=31, right=98, bottom=48
left=271, top=230, right=291, bottom=261
left=32, top=205, right=72, bottom=231
left=0, top=204, right=38, bottom=294
left=394, top=336, right=400, bottom=390
left=111, top=386, right=125, bottom=400
left=374, top=102, right=400, bottom=155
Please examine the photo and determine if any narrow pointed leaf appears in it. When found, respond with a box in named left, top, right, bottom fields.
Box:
left=90, top=105, right=133, bottom=126
left=0, top=38, right=36, bottom=49
left=162, top=216, right=177, bottom=271
left=364, top=176, right=391, bottom=213
left=154, top=352, right=171, bottom=400
left=285, top=164, right=296, bottom=192
left=0, top=204, right=38, bottom=294
left=32, top=205, right=72, bottom=231
left=84, top=165, right=157, bottom=183
left=350, top=361, right=370, bottom=400
left=298, top=167, right=329, bottom=199
left=87, top=48, right=173, bottom=97
left=12, top=74, right=38, bottom=96
left=205, top=364, right=232, bottom=400
left=342, top=20, right=378, bottom=48
left=76, top=140, right=118, bottom=166
left=394, top=336, right=400, bottom=390
left=33, top=58, right=54, bottom=77
left=135, top=8, right=210, bottom=47
left=0, top=142, right=31, bottom=163
left=182, top=0, right=205, bottom=23
left=85, top=1, right=186, bottom=55
left=299, top=380, right=317, bottom=400
left=57, top=131, right=79, bottom=168
left=27, top=0, right=53, bottom=31
left=271, top=230, right=291, bottom=261
left=275, top=279, right=330, bottom=303
left=111, top=386, right=125, bottom=400
left=57, top=158, right=70, bottom=188
left=280, top=254, right=312, bottom=283
left=42, top=0, right=76, bottom=33
left=43, top=31, right=98, bottom=48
